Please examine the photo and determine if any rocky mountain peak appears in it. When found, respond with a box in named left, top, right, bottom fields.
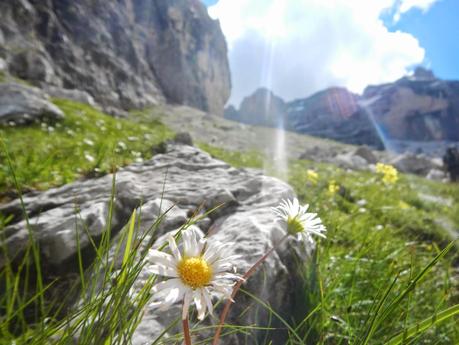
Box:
left=412, top=66, right=436, bottom=81
left=225, top=86, right=384, bottom=149
left=226, top=71, right=459, bottom=155
left=225, top=87, right=286, bottom=127
left=362, top=69, right=459, bottom=153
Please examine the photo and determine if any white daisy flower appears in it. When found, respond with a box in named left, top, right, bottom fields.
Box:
left=273, top=198, right=326, bottom=241
left=84, top=152, right=95, bottom=163
left=148, top=229, right=241, bottom=320
left=83, top=138, right=95, bottom=146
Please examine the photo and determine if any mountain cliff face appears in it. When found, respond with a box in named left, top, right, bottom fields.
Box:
left=225, top=88, right=286, bottom=126
left=362, top=67, right=459, bottom=146
left=0, top=0, right=231, bottom=115
left=286, top=87, right=384, bottom=148
left=225, top=87, right=384, bottom=149
left=226, top=69, right=459, bottom=153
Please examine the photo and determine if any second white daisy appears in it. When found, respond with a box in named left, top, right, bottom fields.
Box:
left=147, top=228, right=240, bottom=320
left=273, top=198, right=327, bottom=241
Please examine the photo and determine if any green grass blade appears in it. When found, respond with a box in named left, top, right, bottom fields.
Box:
left=119, top=209, right=137, bottom=285
left=0, top=136, right=46, bottom=316
left=377, top=240, right=456, bottom=326
left=386, top=304, right=459, bottom=345
left=241, top=289, right=306, bottom=345
left=359, top=274, right=399, bottom=345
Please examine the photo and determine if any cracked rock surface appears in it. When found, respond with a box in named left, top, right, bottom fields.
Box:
left=0, top=144, right=314, bottom=344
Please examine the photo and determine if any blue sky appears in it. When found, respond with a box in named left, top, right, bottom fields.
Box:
left=383, top=0, right=459, bottom=81
left=203, top=0, right=459, bottom=105
left=203, top=0, right=218, bottom=6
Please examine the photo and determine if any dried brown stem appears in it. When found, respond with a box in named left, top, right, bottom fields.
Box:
left=183, top=312, right=192, bottom=345
left=211, top=233, right=289, bottom=345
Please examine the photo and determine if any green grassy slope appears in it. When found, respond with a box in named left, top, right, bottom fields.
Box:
left=0, top=100, right=458, bottom=344
left=0, top=99, right=173, bottom=195
left=200, top=144, right=459, bottom=345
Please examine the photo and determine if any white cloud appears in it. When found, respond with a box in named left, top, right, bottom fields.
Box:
left=208, top=0, right=434, bottom=106
left=394, top=0, right=440, bottom=21
left=399, top=0, right=439, bottom=13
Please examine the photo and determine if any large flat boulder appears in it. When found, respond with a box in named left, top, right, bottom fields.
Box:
left=0, top=144, right=314, bottom=344
left=0, top=82, right=64, bottom=125
left=390, top=153, right=442, bottom=176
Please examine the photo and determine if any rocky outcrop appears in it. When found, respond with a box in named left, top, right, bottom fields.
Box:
left=287, top=88, right=384, bottom=149
left=225, top=87, right=384, bottom=149
left=0, top=144, right=313, bottom=344
left=226, top=70, right=459, bottom=153
left=225, top=88, right=286, bottom=127
left=389, top=153, right=443, bottom=176
left=43, top=85, right=97, bottom=108
left=297, top=141, right=446, bottom=178
left=362, top=68, right=459, bottom=150
left=0, top=0, right=231, bottom=115
left=0, top=82, right=64, bottom=125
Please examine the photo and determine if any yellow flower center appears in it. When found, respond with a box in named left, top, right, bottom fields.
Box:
left=287, top=216, right=304, bottom=235
left=177, top=256, right=212, bottom=289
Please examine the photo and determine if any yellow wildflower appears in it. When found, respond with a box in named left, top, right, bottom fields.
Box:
left=398, top=201, right=410, bottom=209
left=375, top=163, right=398, bottom=184
left=328, top=180, right=340, bottom=194
left=306, top=169, right=319, bottom=184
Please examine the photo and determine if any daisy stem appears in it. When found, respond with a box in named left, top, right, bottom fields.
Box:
left=211, top=233, right=289, bottom=345
left=183, top=313, right=192, bottom=345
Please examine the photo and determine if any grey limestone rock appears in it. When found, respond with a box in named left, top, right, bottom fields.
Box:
left=0, top=144, right=315, bottom=344
left=426, top=168, right=447, bottom=181
left=353, top=146, right=378, bottom=164
left=44, top=86, right=98, bottom=108
left=334, top=152, right=369, bottom=171
left=0, top=82, right=64, bottom=125
left=173, top=132, right=194, bottom=146
left=390, top=153, right=442, bottom=176
left=0, top=0, right=231, bottom=115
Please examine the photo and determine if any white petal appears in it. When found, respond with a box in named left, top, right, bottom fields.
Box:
left=147, top=250, right=177, bottom=270
left=151, top=278, right=182, bottom=293
left=309, top=230, right=327, bottom=238
left=182, top=230, right=193, bottom=256
left=188, top=230, right=200, bottom=257
left=191, top=226, right=205, bottom=238
left=150, top=283, right=187, bottom=311
left=197, top=237, right=206, bottom=255
left=149, top=300, right=168, bottom=309
left=293, top=198, right=300, bottom=215
left=157, top=288, right=185, bottom=311
left=148, top=265, right=178, bottom=278
left=167, top=234, right=182, bottom=261
left=164, top=287, right=183, bottom=304
left=203, top=242, right=226, bottom=263
left=212, top=261, right=234, bottom=273
left=211, top=283, right=234, bottom=300
left=214, top=272, right=243, bottom=281
left=272, top=207, right=287, bottom=218
left=194, top=289, right=206, bottom=320
left=182, top=290, right=193, bottom=320
left=202, top=287, right=214, bottom=317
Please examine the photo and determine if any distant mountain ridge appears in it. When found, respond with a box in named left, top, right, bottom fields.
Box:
left=361, top=68, right=459, bottom=152
left=286, top=87, right=384, bottom=149
left=225, top=68, right=459, bottom=154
